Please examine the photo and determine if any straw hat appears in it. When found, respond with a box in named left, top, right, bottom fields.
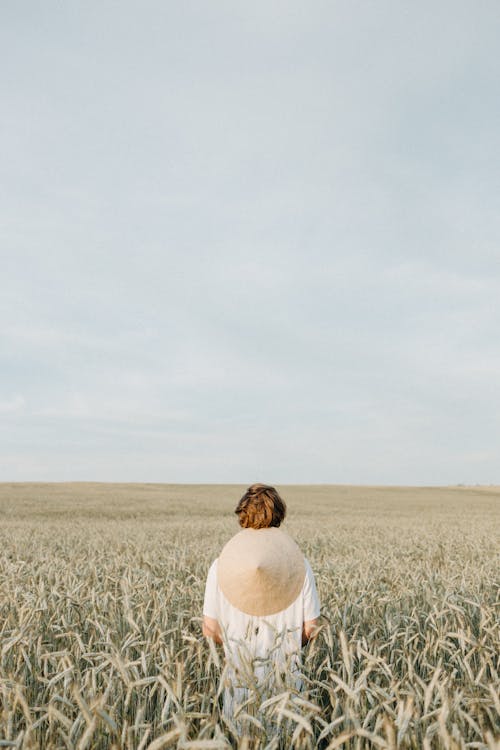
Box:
left=217, top=527, right=305, bottom=616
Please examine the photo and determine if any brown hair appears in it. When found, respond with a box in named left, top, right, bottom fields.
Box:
left=235, top=483, right=286, bottom=529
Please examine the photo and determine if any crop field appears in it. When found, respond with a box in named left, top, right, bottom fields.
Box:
left=0, top=483, right=498, bottom=749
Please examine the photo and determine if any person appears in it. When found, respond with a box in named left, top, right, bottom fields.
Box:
left=202, top=483, right=320, bottom=727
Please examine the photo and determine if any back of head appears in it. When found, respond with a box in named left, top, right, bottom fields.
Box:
left=234, top=483, right=286, bottom=529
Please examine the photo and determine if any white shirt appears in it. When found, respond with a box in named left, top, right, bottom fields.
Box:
left=203, top=556, right=320, bottom=683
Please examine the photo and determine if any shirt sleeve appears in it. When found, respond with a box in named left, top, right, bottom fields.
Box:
left=303, top=558, right=320, bottom=621
left=202, top=559, right=219, bottom=620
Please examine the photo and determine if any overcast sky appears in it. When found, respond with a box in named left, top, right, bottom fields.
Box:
left=1, top=1, right=499, bottom=484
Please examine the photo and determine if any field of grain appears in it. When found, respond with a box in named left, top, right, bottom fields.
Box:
left=0, top=483, right=498, bottom=749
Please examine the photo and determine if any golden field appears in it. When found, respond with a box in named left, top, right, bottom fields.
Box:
left=0, top=483, right=498, bottom=749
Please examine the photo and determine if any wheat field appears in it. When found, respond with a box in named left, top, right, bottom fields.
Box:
left=0, top=483, right=498, bottom=749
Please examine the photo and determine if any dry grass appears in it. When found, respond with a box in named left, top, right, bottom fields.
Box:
left=0, top=483, right=498, bottom=749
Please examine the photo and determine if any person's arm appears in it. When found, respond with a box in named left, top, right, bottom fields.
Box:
left=302, top=559, right=321, bottom=646
left=202, top=560, right=223, bottom=643
left=202, top=615, right=223, bottom=644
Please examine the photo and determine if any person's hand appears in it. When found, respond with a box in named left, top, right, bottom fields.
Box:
left=202, top=615, right=223, bottom=644
left=302, top=618, right=319, bottom=645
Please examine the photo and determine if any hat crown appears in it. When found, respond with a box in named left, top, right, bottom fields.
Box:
left=217, top=527, right=305, bottom=616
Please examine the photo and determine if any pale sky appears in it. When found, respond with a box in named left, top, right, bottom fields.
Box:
left=1, top=1, right=499, bottom=484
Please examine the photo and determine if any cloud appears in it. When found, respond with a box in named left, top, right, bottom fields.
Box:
left=0, top=395, right=25, bottom=414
